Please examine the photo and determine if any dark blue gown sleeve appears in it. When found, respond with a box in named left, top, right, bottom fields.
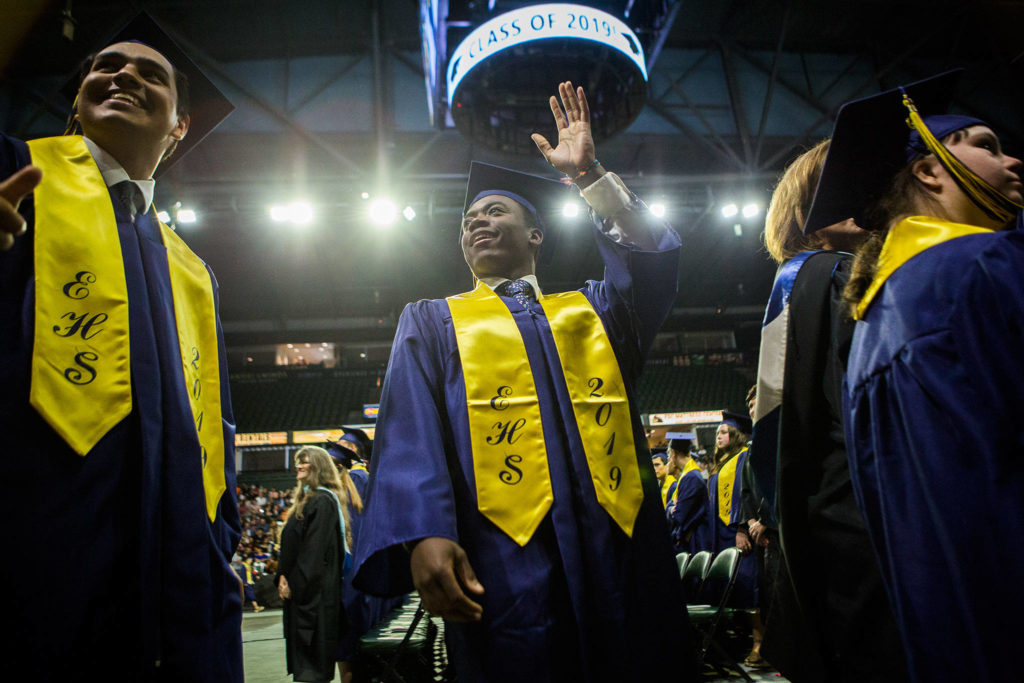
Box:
left=352, top=301, right=461, bottom=595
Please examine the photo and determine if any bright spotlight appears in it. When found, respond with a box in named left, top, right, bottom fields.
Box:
left=562, top=202, right=580, bottom=218
left=650, top=202, right=666, bottom=218
left=721, top=203, right=738, bottom=218
left=177, top=209, right=197, bottom=223
left=360, top=191, right=370, bottom=200
left=156, top=210, right=171, bottom=223
left=742, top=203, right=759, bottom=218
left=289, top=201, right=314, bottom=225
left=368, top=197, right=399, bottom=225
left=402, top=206, right=416, bottom=221
left=270, top=202, right=314, bottom=225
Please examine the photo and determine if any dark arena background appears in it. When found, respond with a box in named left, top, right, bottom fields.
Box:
left=2, top=1, right=1021, bottom=681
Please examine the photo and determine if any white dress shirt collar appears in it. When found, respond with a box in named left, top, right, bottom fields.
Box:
left=478, top=273, right=542, bottom=299
left=82, top=137, right=156, bottom=214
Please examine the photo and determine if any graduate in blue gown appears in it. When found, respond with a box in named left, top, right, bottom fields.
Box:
left=0, top=14, right=241, bottom=681
left=706, top=413, right=758, bottom=609
left=802, top=71, right=1024, bottom=683
left=665, top=436, right=710, bottom=554
left=352, top=82, right=696, bottom=682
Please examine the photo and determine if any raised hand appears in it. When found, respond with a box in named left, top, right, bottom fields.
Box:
left=0, top=165, right=42, bottom=251
left=531, top=81, right=596, bottom=178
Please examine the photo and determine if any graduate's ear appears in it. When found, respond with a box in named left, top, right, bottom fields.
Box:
left=910, top=155, right=944, bottom=193
left=528, top=227, right=543, bottom=248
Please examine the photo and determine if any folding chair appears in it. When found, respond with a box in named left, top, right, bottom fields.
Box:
left=687, top=547, right=752, bottom=682
left=675, top=551, right=690, bottom=578
left=680, top=550, right=712, bottom=602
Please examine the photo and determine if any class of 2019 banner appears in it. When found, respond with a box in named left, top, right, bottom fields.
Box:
left=446, top=4, right=647, bottom=106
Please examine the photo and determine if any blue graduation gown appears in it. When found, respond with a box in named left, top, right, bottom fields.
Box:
left=707, top=449, right=758, bottom=608
left=668, top=469, right=711, bottom=554
left=0, top=134, right=242, bottom=681
left=353, top=223, right=696, bottom=682
left=844, top=229, right=1024, bottom=683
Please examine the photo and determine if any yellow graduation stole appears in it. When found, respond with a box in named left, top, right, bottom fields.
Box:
left=447, top=282, right=642, bottom=545
left=715, top=449, right=745, bottom=526
left=855, top=216, right=993, bottom=320
left=27, top=135, right=225, bottom=522
left=660, top=474, right=677, bottom=507
left=672, top=458, right=701, bottom=503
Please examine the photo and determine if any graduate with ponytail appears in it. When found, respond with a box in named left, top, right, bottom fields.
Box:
left=804, top=70, right=1024, bottom=683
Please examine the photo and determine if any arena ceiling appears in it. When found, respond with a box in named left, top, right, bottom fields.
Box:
left=2, top=0, right=1021, bottom=352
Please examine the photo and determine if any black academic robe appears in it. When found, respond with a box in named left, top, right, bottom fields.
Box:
left=279, top=490, right=347, bottom=682
left=768, top=251, right=905, bottom=682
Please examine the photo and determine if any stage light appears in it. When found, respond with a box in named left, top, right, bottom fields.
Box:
left=562, top=202, right=580, bottom=218
left=177, top=209, right=197, bottom=223
left=650, top=202, right=666, bottom=218
left=270, top=201, right=314, bottom=225
left=734, top=223, right=743, bottom=236
left=156, top=210, right=171, bottom=223
left=361, top=191, right=370, bottom=199
left=721, top=203, right=738, bottom=218
left=290, top=201, right=314, bottom=225
left=742, top=203, right=759, bottom=218
left=369, top=198, right=399, bottom=225
left=403, top=206, right=416, bottom=221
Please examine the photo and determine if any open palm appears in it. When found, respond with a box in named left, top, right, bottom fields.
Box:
left=532, top=81, right=596, bottom=177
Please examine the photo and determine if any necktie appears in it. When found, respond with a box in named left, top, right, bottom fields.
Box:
left=500, top=279, right=536, bottom=307
left=112, top=180, right=140, bottom=218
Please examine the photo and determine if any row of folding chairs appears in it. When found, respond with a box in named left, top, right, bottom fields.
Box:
left=676, top=548, right=754, bottom=682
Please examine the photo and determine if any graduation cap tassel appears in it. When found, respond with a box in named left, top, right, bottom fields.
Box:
left=901, top=92, right=1023, bottom=224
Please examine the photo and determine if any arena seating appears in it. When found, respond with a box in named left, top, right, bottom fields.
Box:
left=230, top=367, right=385, bottom=432
left=229, top=362, right=753, bottom=433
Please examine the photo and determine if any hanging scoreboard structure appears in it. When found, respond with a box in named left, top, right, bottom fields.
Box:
left=421, top=1, right=680, bottom=155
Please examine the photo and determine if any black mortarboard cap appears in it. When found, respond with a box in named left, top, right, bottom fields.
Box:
left=61, top=11, right=234, bottom=176
left=666, top=431, right=696, bottom=452
left=338, top=426, right=372, bottom=458
left=803, top=70, right=964, bottom=234
left=721, top=410, right=752, bottom=435
left=463, top=161, right=574, bottom=265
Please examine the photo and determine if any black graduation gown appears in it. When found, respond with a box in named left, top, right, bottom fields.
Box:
left=279, top=491, right=347, bottom=682
left=769, top=251, right=906, bottom=682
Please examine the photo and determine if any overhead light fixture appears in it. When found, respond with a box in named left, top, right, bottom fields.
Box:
left=156, top=210, right=171, bottom=223
left=176, top=208, right=197, bottom=223
left=734, top=223, right=743, bottom=236
left=368, top=197, right=399, bottom=225
left=721, top=203, right=738, bottom=218
left=742, top=203, right=759, bottom=218
left=402, top=206, right=416, bottom=221
left=649, top=202, right=666, bottom=218
left=269, top=201, right=314, bottom=225
left=562, top=202, right=580, bottom=218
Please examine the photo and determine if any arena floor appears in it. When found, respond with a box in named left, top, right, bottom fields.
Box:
left=241, top=610, right=790, bottom=682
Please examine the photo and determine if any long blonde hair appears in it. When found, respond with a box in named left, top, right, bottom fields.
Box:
left=287, top=446, right=353, bottom=546
left=763, top=139, right=831, bottom=264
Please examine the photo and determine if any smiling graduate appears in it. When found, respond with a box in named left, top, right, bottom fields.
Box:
left=352, top=82, right=696, bottom=682
left=0, top=12, right=240, bottom=681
